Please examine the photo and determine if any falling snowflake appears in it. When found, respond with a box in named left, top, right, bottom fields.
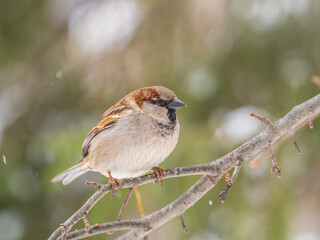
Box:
left=56, top=71, right=63, bottom=79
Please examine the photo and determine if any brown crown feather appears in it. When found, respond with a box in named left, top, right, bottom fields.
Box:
left=131, top=87, right=160, bottom=108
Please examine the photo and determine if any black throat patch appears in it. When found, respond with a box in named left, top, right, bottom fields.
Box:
left=167, top=109, right=177, bottom=122
left=153, top=109, right=177, bottom=137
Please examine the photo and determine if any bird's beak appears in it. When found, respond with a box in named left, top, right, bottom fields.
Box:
left=167, top=98, right=186, bottom=110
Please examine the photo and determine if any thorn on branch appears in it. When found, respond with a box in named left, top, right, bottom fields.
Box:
left=290, top=134, right=301, bottom=154
left=249, top=112, right=272, bottom=125
left=269, top=148, right=281, bottom=178
left=117, top=188, right=134, bottom=221
left=309, top=121, right=314, bottom=129
left=83, top=213, right=90, bottom=236
left=85, top=180, right=103, bottom=189
left=179, top=215, right=188, bottom=233
left=249, top=112, right=276, bottom=132
left=219, top=154, right=244, bottom=203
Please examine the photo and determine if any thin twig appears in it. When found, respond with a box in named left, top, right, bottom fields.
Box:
left=290, top=134, right=301, bottom=154
left=231, top=163, right=243, bottom=183
left=179, top=215, right=188, bottom=233
left=219, top=160, right=243, bottom=203
left=269, top=148, right=281, bottom=178
left=249, top=111, right=278, bottom=134
left=48, top=93, right=320, bottom=240
left=248, top=112, right=272, bottom=125
left=250, top=122, right=308, bottom=168
left=117, top=188, right=134, bottom=221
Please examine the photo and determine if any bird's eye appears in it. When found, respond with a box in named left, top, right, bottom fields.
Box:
left=152, top=98, right=167, bottom=107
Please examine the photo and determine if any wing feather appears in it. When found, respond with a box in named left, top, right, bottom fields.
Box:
left=82, top=101, right=130, bottom=158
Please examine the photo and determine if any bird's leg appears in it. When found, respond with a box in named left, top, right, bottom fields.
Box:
left=108, top=171, right=122, bottom=197
left=151, top=167, right=166, bottom=187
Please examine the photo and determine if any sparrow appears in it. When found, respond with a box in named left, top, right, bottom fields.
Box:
left=51, top=86, right=186, bottom=193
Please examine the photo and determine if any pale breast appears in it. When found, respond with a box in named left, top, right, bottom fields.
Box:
left=84, top=111, right=180, bottom=179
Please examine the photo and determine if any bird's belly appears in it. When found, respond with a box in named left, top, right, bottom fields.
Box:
left=85, top=128, right=179, bottom=179
left=106, top=142, right=173, bottom=179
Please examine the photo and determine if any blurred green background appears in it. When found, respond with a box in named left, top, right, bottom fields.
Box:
left=1, top=0, right=320, bottom=239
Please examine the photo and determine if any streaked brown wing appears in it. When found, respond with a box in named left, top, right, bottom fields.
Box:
left=82, top=101, right=129, bottom=158
left=102, top=99, right=129, bottom=118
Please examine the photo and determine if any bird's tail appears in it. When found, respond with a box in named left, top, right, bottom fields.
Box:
left=51, top=160, right=88, bottom=185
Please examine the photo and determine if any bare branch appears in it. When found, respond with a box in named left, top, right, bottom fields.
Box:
left=49, top=93, right=320, bottom=240
left=66, top=220, right=148, bottom=240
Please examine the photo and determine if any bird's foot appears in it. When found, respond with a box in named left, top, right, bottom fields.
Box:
left=108, top=171, right=122, bottom=197
left=151, top=167, right=166, bottom=187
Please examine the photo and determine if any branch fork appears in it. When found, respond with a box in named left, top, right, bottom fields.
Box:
left=219, top=153, right=244, bottom=203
